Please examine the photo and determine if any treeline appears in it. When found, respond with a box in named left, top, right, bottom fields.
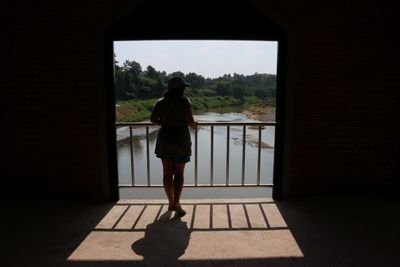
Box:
left=114, top=59, right=276, bottom=102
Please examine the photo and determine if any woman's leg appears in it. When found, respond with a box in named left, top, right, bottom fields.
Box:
left=161, top=159, right=174, bottom=209
left=172, top=162, right=185, bottom=208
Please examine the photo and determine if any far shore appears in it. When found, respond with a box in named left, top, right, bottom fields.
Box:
left=116, top=97, right=276, bottom=124
left=242, top=106, right=276, bottom=122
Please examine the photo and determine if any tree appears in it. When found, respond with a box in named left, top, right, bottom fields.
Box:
left=123, top=60, right=142, bottom=76
left=222, top=73, right=232, bottom=80
left=254, top=88, right=268, bottom=98
left=158, top=71, right=168, bottom=82
left=185, top=72, right=205, bottom=88
left=215, top=81, right=232, bottom=96
left=145, top=65, right=158, bottom=80
left=114, top=58, right=277, bottom=102
left=114, top=68, right=124, bottom=100
left=232, top=85, right=245, bottom=100
left=126, top=83, right=137, bottom=99
left=122, top=72, right=135, bottom=100
left=135, top=86, right=151, bottom=99
left=155, top=79, right=165, bottom=97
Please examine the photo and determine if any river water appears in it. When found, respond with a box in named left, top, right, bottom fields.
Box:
left=116, top=109, right=275, bottom=198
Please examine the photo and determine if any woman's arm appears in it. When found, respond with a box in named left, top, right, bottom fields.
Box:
left=185, top=105, right=197, bottom=128
left=150, top=102, right=161, bottom=125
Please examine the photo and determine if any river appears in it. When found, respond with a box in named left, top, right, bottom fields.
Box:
left=116, top=108, right=275, bottom=198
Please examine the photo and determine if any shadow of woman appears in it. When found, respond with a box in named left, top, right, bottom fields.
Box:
left=132, top=210, right=191, bottom=265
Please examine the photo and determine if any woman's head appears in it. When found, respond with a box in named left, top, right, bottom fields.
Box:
left=164, top=77, right=190, bottom=98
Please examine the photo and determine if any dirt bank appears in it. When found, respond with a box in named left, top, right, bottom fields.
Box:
left=242, top=106, right=275, bottom=122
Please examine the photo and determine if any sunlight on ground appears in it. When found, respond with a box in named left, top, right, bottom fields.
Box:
left=67, top=199, right=303, bottom=262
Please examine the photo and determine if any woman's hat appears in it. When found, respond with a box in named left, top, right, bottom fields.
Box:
left=168, top=76, right=190, bottom=89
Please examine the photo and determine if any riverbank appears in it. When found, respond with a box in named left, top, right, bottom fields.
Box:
left=242, top=106, right=275, bottom=122
left=116, top=96, right=275, bottom=122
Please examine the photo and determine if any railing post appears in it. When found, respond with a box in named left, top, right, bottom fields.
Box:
left=257, top=125, right=262, bottom=185
left=210, top=125, right=214, bottom=186
left=226, top=125, right=230, bottom=186
left=129, top=126, right=135, bottom=186
left=146, top=126, right=150, bottom=186
left=241, top=125, right=246, bottom=186
left=195, top=126, right=198, bottom=186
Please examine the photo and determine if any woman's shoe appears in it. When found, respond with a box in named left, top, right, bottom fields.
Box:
left=171, top=205, right=186, bottom=215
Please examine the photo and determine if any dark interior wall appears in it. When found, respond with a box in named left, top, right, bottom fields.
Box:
left=251, top=0, right=400, bottom=197
left=1, top=0, right=134, bottom=199
left=1, top=0, right=399, bottom=200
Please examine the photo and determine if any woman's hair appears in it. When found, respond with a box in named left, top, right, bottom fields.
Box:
left=163, top=87, right=185, bottom=98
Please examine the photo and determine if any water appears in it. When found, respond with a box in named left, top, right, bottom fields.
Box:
left=117, top=109, right=275, bottom=199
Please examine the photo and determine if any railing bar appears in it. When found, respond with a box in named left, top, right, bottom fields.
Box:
left=116, top=122, right=276, bottom=126
left=241, top=125, right=246, bottom=186
left=210, top=125, right=214, bottom=186
left=195, top=126, right=198, bottom=186
left=116, top=122, right=275, bottom=189
left=129, top=126, right=135, bottom=186
left=118, top=184, right=274, bottom=188
left=257, top=125, right=262, bottom=185
left=146, top=126, right=150, bottom=186
left=226, top=125, right=230, bottom=186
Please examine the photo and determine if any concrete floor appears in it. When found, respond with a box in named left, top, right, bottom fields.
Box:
left=2, top=196, right=400, bottom=266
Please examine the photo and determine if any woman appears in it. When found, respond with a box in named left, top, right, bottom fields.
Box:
left=150, top=76, right=197, bottom=215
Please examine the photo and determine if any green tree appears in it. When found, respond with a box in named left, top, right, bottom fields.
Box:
left=122, top=72, right=136, bottom=100
left=155, top=78, right=165, bottom=97
left=114, top=58, right=277, bottom=103
left=126, top=83, right=138, bottom=99
left=114, top=67, right=124, bottom=100
left=123, top=60, right=142, bottom=76
left=124, top=60, right=142, bottom=85
left=215, top=81, right=232, bottom=96
left=145, top=65, right=158, bottom=80
left=232, top=85, right=245, bottom=100
left=254, top=88, right=268, bottom=98
left=185, top=72, right=205, bottom=88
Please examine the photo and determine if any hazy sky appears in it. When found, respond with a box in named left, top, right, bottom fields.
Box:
left=114, top=40, right=277, bottom=79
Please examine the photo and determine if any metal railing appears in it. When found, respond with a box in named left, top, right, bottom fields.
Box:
left=116, top=121, right=275, bottom=188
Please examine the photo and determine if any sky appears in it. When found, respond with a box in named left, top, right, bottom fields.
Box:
left=114, top=40, right=277, bottom=79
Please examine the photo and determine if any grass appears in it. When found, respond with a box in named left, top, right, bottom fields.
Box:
left=116, top=99, right=155, bottom=122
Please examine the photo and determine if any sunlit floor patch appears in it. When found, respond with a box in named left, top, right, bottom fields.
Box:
left=68, top=199, right=303, bottom=262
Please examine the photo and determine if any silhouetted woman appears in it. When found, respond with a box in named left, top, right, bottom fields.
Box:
left=150, top=77, right=197, bottom=215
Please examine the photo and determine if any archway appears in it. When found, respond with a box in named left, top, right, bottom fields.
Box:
left=103, top=0, right=287, bottom=201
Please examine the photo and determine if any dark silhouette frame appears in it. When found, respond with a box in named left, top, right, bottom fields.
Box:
left=102, top=0, right=288, bottom=201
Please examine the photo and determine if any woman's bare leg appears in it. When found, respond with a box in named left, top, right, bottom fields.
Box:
left=162, top=159, right=174, bottom=209
left=172, top=162, right=185, bottom=208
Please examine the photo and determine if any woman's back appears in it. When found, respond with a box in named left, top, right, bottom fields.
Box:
left=152, top=95, right=192, bottom=156
left=153, top=96, right=191, bottom=127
